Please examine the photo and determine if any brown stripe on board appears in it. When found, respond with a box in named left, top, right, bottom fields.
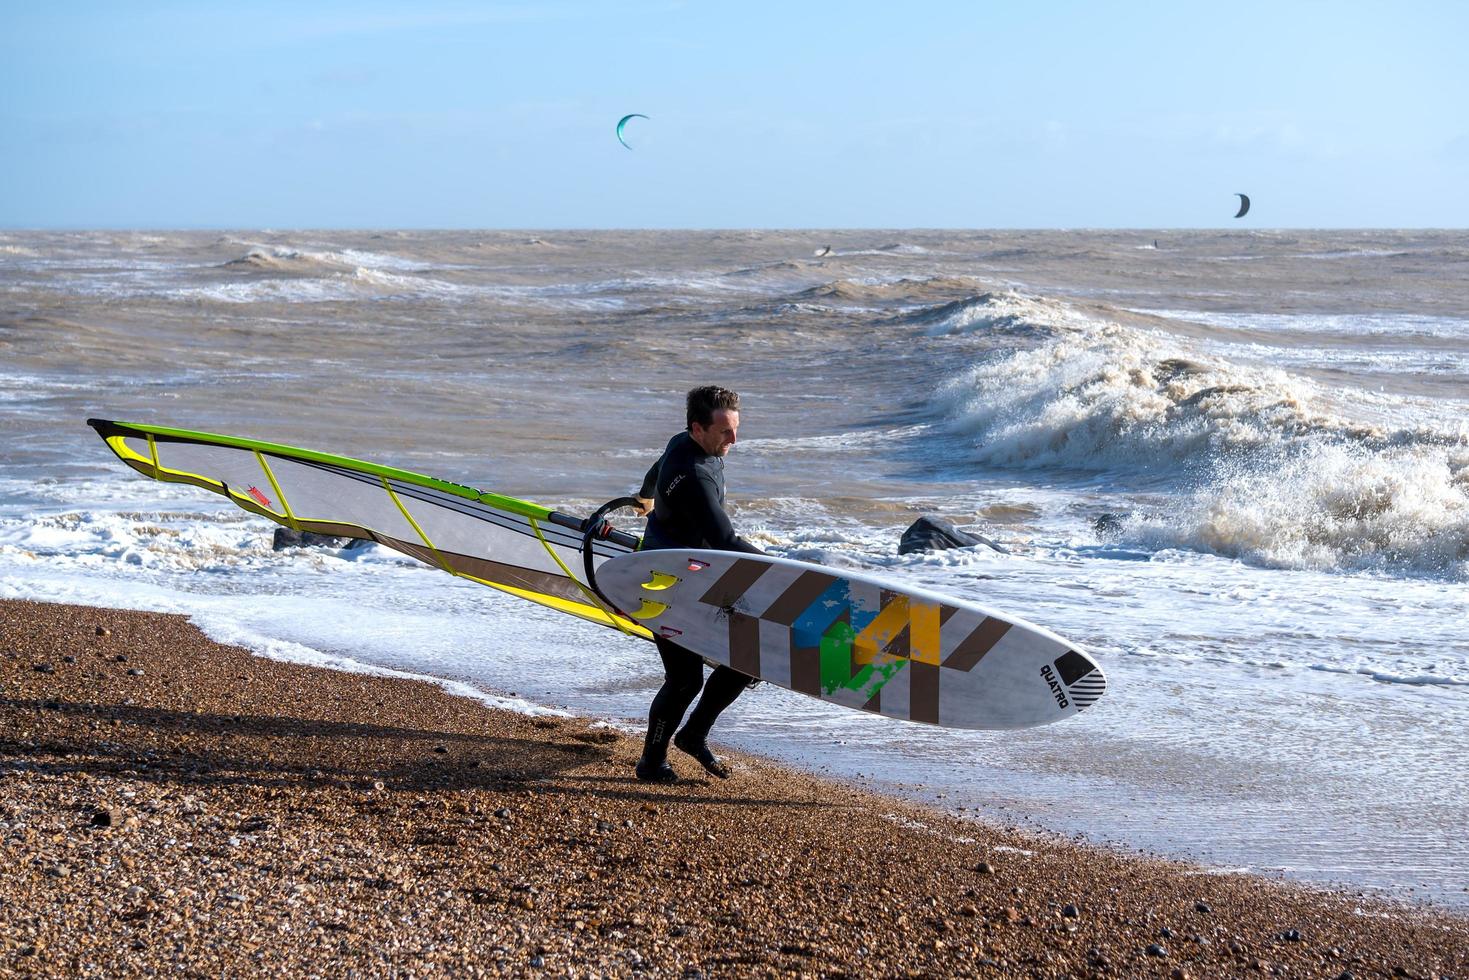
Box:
left=861, top=686, right=880, bottom=713
left=790, top=639, right=820, bottom=696
left=886, top=623, right=911, bottom=661
left=727, top=612, right=761, bottom=677
left=699, top=558, right=771, bottom=609
left=761, top=570, right=838, bottom=626
left=942, top=617, right=1012, bottom=672
left=909, top=662, right=940, bottom=724
left=939, top=605, right=960, bottom=626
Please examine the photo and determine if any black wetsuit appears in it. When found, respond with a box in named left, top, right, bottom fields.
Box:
left=637, top=432, right=762, bottom=770
left=639, top=431, right=763, bottom=556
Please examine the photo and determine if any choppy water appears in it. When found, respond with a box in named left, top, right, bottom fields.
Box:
left=2, top=229, right=1466, bottom=907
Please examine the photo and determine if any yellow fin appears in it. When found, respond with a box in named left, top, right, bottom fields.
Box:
left=630, top=598, right=670, bottom=620
left=641, top=571, right=680, bottom=591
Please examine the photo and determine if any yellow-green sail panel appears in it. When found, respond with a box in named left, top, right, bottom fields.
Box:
left=87, top=419, right=650, bottom=639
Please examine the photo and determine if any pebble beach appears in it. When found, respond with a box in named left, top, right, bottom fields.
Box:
left=2, top=598, right=1465, bottom=978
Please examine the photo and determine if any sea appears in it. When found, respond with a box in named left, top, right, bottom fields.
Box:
left=2, top=229, right=1466, bottom=908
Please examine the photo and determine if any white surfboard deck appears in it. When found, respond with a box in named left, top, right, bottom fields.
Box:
left=597, top=549, right=1105, bottom=730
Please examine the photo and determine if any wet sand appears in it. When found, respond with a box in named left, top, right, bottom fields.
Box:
left=2, top=598, right=1465, bottom=978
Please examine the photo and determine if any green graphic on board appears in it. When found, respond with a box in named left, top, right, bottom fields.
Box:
left=820, top=619, right=908, bottom=699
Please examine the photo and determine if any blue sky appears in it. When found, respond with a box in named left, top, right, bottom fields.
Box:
left=2, top=1, right=1465, bottom=228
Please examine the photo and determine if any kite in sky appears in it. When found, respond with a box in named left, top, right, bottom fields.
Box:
left=616, top=113, right=648, bottom=150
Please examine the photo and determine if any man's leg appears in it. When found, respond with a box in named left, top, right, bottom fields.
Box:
left=673, top=666, right=748, bottom=779
left=637, top=637, right=704, bottom=783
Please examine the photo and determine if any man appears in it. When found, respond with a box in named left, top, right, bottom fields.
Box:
left=631, top=385, right=764, bottom=783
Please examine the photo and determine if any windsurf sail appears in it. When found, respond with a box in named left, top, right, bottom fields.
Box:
left=87, top=419, right=651, bottom=639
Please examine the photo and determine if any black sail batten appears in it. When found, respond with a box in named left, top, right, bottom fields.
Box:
left=580, top=497, right=644, bottom=616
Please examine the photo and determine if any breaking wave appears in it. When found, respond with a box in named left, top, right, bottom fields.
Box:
left=931, top=299, right=1469, bottom=579
left=220, top=247, right=355, bottom=276
left=934, top=319, right=1358, bottom=473
left=1122, top=443, right=1469, bottom=579
left=798, top=275, right=980, bottom=304
left=169, top=268, right=464, bottom=304
left=219, top=246, right=434, bottom=276
left=900, top=290, right=1095, bottom=337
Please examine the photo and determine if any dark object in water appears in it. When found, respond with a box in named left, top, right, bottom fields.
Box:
left=899, top=516, right=1006, bottom=555
left=1093, top=513, right=1125, bottom=536
left=272, top=527, right=370, bottom=552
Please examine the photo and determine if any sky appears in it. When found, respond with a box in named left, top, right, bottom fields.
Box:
left=2, top=1, right=1466, bottom=229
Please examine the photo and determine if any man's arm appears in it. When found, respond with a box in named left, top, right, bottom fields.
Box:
left=680, top=471, right=764, bottom=555
left=634, top=458, right=660, bottom=517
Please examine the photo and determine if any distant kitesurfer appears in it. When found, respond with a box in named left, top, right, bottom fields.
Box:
left=630, top=385, right=764, bottom=783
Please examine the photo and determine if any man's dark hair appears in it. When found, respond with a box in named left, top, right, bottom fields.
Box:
left=686, top=385, right=740, bottom=430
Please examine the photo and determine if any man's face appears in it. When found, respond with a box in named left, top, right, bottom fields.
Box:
left=690, top=408, right=739, bottom=457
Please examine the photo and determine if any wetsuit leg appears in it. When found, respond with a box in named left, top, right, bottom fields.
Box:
left=648, top=637, right=705, bottom=725
left=672, top=666, right=748, bottom=778
left=638, top=637, right=704, bottom=781
left=680, top=666, right=746, bottom=741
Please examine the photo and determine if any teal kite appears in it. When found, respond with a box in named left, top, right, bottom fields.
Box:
left=616, top=113, right=648, bottom=150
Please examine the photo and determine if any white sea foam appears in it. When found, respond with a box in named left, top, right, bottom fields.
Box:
left=317, top=247, right=436, bottom=272
left=1202, top=338, right=1469, bottom=380
left=1142, top=308, right=1469, bottom=342
left=934, top=320, right=1340, bottom=473
left=1308, top=662, right=1468, bottom=687
left=0, top=372, right=103, bottom=408
left=909, top=290, right=1094, bottom=337
left=0, top=533, right=564, bottom=719
left=738, top=425, right=926, bottom=455
left=1120, top=442, right=1469, bottom=580
left=930, top=304, right=1469, bottom=578
left=1293, top=249, right=1413, bottom=261
left=0, top=507, right=278, bottom=576
left=164, top=269, right=466, bottom=304
left=153, top=269, right=760, bottom=308
left=10, top=256, right=196, bottom=273
left=798, top=274, right=982, bottom=305
left=846, top=243, right=931, bottom=256
left=224, top=244, right=446, bottom=274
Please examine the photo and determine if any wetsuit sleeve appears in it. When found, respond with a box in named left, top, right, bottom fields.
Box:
left=687, top=471, right=765, bottom=555
left=638, top=458, right=661, bottom=500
